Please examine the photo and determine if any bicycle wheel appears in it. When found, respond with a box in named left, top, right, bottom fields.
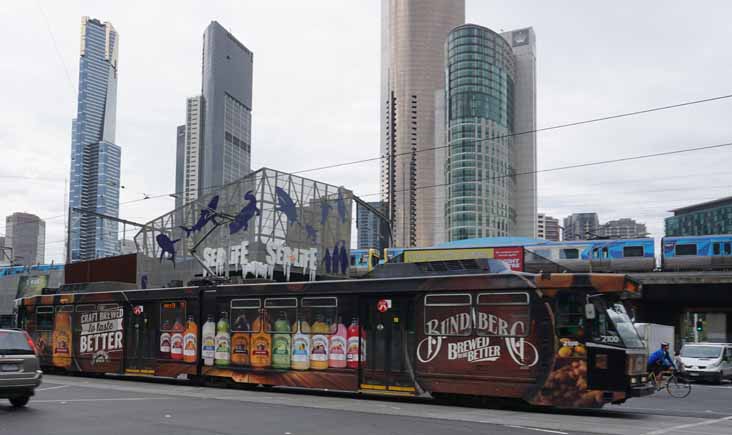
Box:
left=666, top=375, right=692, bottom=398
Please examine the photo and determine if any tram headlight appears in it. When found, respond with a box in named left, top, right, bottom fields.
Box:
left=627, top=354, right=646, bottom=375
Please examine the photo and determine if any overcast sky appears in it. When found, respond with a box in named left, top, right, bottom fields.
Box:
left=2, top=1, right=732, bottom=263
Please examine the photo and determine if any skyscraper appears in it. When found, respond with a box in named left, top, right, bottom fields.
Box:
left=5, top=213, right=46, bottom=266
left=443, top=24, right=537, bottom=241
left=537, top=213, right=560, bottom=241
left=69, top=17, right=121, bottom=262
left=356, top=201, right=388, bottom=251
left=597, top=218, right=647, bottom=239
left=563, top=213, right=600, bottom=240
left=200, top=21, right=253, bottom=195
left=381, top=0, right=465, bottom=248
left=175, top=96, right=204, bottom=210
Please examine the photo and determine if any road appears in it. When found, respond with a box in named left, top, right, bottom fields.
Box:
left=0, top=375, right=730, bottom=435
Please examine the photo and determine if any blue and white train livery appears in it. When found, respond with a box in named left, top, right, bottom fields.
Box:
left=662, top=235, right=732, bottom=271
left=524, top=238, right=655, bottom=273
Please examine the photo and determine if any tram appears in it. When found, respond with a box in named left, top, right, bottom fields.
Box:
left=15, top=263, right=653, bottom=408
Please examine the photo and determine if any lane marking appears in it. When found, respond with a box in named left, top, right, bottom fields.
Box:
left=506, top=425, right=569, bottom=434
left=33, top=397, right=174, bottom=403
left=642, top=415, right=732, bottom=435
left=36, top=385, right=69, bottom=392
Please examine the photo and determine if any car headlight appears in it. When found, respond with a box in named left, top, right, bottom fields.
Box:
left=708, top=360, right=721, bottom=368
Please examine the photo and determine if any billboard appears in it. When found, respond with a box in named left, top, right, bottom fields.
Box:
left=16, top=275, right=49, bottom=299
left=402, top=246, right=524, bottom=271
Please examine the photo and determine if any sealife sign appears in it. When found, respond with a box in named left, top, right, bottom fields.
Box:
left=135, top=168, right=356, bottom=286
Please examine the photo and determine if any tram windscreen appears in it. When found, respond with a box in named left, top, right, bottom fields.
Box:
left=590, top=298, right=644, bottom=349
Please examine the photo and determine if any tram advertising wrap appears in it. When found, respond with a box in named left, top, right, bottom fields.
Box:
left=402, top=246, right=524, bottom=271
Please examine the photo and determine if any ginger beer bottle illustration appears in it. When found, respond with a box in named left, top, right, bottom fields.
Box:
left=329, top=317, right=347, bottom=369
left=183, top=315, right=198, bottom=363
left=271, top=311, right=292, bottom=369
left=291, top=317, right=310, bottom=370
left=310, top=314, right=330, bottom=370
left=52, top=308, right=72, bottom=368
left=201, top=314, right=216, bottom=366
left=347, top=317, right=365, bottom=369
left=250, top=313, right=272, bottom=368
left=160, top=319, right=171, bottom=358
left=171, top=317, right=184, bottom=361
left=215, top=312, right=231, bottom=366
left=231, top=313, right=251, bottom=366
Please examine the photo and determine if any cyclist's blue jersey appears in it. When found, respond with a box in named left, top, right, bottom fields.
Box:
left=648, top=348, right=675, bottom=368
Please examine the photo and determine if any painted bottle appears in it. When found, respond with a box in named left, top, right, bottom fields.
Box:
left=328, top=317, right=348, bottom=369
left=291, top=318, right=311, bottom=370
left=52, top=308, right=72, bottom=368
left=231, top=313, right=251, bottom=366
left=214, top=312, right=231, bottom=366
left=170, top=317, right=184, bottom=361
left=201, top=314, right=216, bottom=366
left=271, top=311, right=292, bottom=369
left=250, top=314, right=272, bottom=368
left=183, top=315, right=198, bottom=363
left=347, top=317, right=365, bottom=369
left=160, top=319, right=171, bottom=357
left=310, top=314, right=330, bottom=370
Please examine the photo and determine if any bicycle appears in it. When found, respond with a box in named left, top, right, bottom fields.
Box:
left=648, top=368, right=692, bottom=398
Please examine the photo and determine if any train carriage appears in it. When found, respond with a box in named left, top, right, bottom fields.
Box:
left=15, top=267, right=653, bottom=408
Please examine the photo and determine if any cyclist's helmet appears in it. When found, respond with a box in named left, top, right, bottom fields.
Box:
left=661, top=341, right=670, bottom=347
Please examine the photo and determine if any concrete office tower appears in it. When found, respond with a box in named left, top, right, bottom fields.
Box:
left=537, top=213, right=560, bottom=241
left=501, top=28, right=537, bottom=238
left=563, top=213, right=600, bottom=240
left=5, top=213, right=46, bottom=266
left=597, top=218, right=647, bottom=239
left=444, top=25, right=536, bottom=241
left=200, top=21, right=253, bottom=195
left=69, top=17, right=121, bottom=261
left=380, top=0, right=464, bottom=247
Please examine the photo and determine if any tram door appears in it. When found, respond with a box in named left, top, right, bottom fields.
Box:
left=124, top=302, right=158, bottom=374
left=360, top=296, right=417, bottom=394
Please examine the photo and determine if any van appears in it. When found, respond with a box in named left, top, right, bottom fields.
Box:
left=679, top=343, right=732, bottom=384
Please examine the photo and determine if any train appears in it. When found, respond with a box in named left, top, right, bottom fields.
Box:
left=353, top=235, right=732, bottom=274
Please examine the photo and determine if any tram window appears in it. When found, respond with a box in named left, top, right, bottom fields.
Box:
left=623, top=246, right=644, bottom=257
left=560, top=249, right=579, bottom=260
left=35, top=306, right=54, bottom=331
left=55, top=305, right=73, bottom=313
left=555, top=292, right=585, bottom=338
left=160, top=301, right=186, bottom=332
left=424, top=294, right=472, bottom=336
left=301, top=297, right=337, bottom=334
left=713, top=243, right=721, bottom=255
left=75, top=304, right=96, bottom=312
left=675, top=244, right=697, bottom=256
left=230, top=299, right=260, bottom=332
left=264, top=298, right=297, bottom=333
left=725, top=243, right=731, bottom=255
left=476, top=293, right=529, bottom=337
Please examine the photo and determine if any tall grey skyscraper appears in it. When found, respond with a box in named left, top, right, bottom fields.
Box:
left=381, top=0, right=465, bottom=248
left=174, top=124, right=186, bottom=211
left=201, top=21, right=253, bottom=194
left=5, top=213, right=46, bottom=266
left=175, top=96, right=204, bottom=211
left=69, top=17, right=121, bottom=262
left=563, top=213, right=600, bottom=240
left=442, top=25, right=537, bottom=241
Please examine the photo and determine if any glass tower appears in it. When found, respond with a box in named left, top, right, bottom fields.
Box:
left=445, top=24, right=516, bottom=240
left=69, top=17, right=121, bottom=262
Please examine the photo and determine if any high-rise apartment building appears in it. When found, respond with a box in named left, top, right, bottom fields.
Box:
left=563, top=213, right=600, bottom=240
left=356, top=202, right=388, bottom=251
left=538, top=213, right=560, bottom=241
left=175, top=97, right=204, bottom=210
left=665, top=196, right=732, bottom=236
left=69, top=17, right=121, bottom=262
left=381, top=0, right=464, bottom=247
left=5, top=213, right=45, bottom=266
left=597, top=218, right=647, bottom=239
left=443, top=25, right=537, bottom=241
left=200, top=21, right=253, bottom=194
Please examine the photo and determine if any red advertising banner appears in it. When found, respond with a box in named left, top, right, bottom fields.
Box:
left=493, top=247, right=524, bottom=271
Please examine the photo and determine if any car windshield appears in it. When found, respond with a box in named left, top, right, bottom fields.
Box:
left=0, top=330, right=34, bottom=354
left=681, top=346, right=722, bottom=358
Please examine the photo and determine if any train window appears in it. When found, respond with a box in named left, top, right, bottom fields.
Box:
left=424, top=294, right=472, bottom=336
left=725, top=243, right=731, bottom=255
left=560, top=249, right=579, bottom=260
left=301, top=297, right=338, bottom=334
left=623, top=246, right=644, bottom=257
left=264, top=298, right=297, bottom=333
left=713, top=243, right=721, bottom=256
left=160, top=301, right=186, bottom=332
left=675, top=244, right=697, bottom=256
left=230, top=299, right=260, bottom=332
left=35, top=306, right=54, bottom=331
left=555, top=292, right=585, bottom=338
left=476, top=293, right=529, bottom=337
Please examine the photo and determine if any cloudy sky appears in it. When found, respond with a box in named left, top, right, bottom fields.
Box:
left=1, top=1, right=731, bottom=263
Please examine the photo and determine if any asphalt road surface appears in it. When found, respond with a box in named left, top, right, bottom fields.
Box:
left=1, top=375, right=730, bottom=435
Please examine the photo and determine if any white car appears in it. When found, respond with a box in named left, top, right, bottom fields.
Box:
left=679, top=343, right=732, bottom=384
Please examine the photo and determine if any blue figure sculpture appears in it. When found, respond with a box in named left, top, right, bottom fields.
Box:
left=229, top=190, right=260, bottom=235
left=339, top=241, right=348, bottom=274
left=305, top=224, right=318, bottom=243
left=320, top=199, right=332, bottom=225
left=275, top=187, right=298, bottom=224
left=155, top=234, right=179, bottom=265
left=336, top=188, right=347, bottom=223
left=324, top=248, right=332, bottom=273
left=180, top=195, right=220, bottom=237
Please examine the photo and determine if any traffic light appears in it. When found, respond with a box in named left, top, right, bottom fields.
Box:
left=696, top=320, right=704, bottom=332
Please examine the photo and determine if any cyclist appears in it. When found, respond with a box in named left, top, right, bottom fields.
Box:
left=648, top=342, right=675, bottom=384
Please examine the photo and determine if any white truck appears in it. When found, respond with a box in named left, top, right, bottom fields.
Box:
left=634, top=323, right=675, bottom=357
